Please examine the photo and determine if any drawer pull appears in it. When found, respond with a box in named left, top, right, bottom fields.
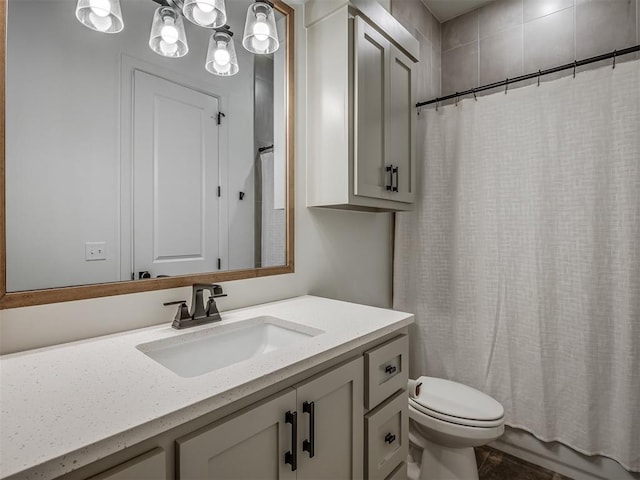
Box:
left=385, top=365, right=397, bottom=375
left=284, top=411, right=297, bottom=471
left=302, top=401, right=315, bottom=458
left=385, top=165, right=394, bottom=191
left=384, top=433, right=396, bottom=444
left=392, top=166, right=399, bottom=192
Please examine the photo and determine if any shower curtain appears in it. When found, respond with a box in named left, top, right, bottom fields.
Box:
left=394, top=60, right=640, bottom=471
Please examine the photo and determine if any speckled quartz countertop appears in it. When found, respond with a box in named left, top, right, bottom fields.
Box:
left=0, top=295, right=413, bottom=480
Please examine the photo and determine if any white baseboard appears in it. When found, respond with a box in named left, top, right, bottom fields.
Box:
left=490, top=427, right=640, bottom=480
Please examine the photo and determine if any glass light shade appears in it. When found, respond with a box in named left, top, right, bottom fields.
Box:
left=205, top=32, right=239, bottom=76
left=183, top=0, right=226, bottom=28
left=149, top=7, right=188, bottom=58
left=242, top=2, right=279, bottom=54
left=75, top=0, right=124, bottom=34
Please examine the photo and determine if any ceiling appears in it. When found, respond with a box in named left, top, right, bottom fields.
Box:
left=420, top=0, right=495, bottom=22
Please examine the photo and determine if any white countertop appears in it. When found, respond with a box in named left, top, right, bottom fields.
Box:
left=0, top=296, right=413, bottom=479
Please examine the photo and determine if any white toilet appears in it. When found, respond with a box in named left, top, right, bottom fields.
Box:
left=407, top=377, right=505, bottom=480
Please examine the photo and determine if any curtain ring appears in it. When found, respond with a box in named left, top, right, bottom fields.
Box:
left=537, top=70, right=541, bottom=87
left=612, top=50, right=617, bottom=69
left=455, top=93, right=459, bottom=107
left=472, top=88, right=477, bottom=101
left=435, top=97, right=439, bottom=112
left=505, top=78, right=508, bottom=95
left=573, top=60, right=577, bottom=78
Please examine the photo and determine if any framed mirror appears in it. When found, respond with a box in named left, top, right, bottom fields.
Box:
left=0, top=0, right=294, bottom=308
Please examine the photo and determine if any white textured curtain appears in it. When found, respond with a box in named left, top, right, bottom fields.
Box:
left=394, top=60, right=640, bottom=471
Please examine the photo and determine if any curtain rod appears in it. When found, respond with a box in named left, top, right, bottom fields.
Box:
left=416, top=44, right=640, bottom=108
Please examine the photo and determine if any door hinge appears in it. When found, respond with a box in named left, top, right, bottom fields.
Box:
left=217, top=186, right=221, bottom=197
left=217, top=258, right=222, bottom=270
left=217, top=112, right=226, bottom=125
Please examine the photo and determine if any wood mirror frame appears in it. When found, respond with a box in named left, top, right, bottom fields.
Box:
left=0, top=0, right=294, bottom=309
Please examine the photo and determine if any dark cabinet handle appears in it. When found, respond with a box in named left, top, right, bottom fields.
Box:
left=385, top=165, right=394, bottom=191
left=285, top=411, right=297, bottom=471
left=392, top=166, right=399, bottom=192
left=385, top=365, right=397, bottom=374
left=385, top=433, right=396, bottom=444
left=302, top=401, right=315, bottom=458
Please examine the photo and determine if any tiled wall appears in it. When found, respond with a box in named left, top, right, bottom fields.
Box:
left=390, top=0, right=442, bottom=100
left=440, top=0, right=639, bottom=97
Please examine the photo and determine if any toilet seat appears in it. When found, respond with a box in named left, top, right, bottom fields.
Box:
left=410, top=377, right=504, bottom=428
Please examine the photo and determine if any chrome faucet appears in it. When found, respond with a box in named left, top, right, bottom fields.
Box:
left=165, top=284, right=227, bottom=329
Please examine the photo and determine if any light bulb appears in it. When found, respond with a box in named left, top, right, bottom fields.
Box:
left=192, top=1, right=218, bottom=26
left=215, top=62, right=231, bottom=74
left=159, top=40, right=179, bottom=55
left=214, top=42, right=230, bottom=65
left=89, top=0, right=111, bottom=17
left=253, top=13, right=270, bottom=41
left=89, top=11, right=113, bottom=31
left=160, top=18, right=179, bottom=44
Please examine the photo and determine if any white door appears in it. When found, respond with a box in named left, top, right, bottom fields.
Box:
left=133, top=70, right=220, bottom=278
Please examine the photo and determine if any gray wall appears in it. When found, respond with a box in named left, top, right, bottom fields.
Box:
left=441, top=0, right=639, bottom=97
left=391, top=0, right=443, bottom=100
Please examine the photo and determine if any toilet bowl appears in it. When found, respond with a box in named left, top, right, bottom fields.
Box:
left=407, top=377, right=505, bottom=480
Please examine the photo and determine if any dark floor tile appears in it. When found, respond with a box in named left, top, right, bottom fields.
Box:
left=478, top=447, right=572, bottom=480
left=475, top=446, right=491, bottom=469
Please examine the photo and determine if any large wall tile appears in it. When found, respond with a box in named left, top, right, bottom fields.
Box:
left=442, top=10, right=479, bottom=51
left=523, top=0, right=574, bottom=22
left=524, top=7, right=575, bottom=72
left=442, top=42, right=479, bottom=95
left=575, top=0, right=637, bottom=59
left=391, top=0, right=416, bottom=35
left=416, top=31, right=433, bottom=100
left=479, top=0, right=523, bottom=38
left=431, top=49, right=442, bottom=98
left=480, top=25, right=524, bottom=84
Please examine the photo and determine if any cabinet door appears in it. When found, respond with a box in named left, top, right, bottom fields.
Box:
left=296, top=357, right=364, bottom=480
left=88, top=449, right=166, bottom=480
left=388, top=45, right=416, bottom=203
left=177, top=389, right=297, bottom=480
left=354, top=16, right=392, bottom=201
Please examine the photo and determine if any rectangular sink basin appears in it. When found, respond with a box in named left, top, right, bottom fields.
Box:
left=137, top=316, right=323, bottom=378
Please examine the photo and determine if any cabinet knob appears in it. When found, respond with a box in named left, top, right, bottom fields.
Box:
left=384, top=433, right=396, bottom=444
left=384, top=365, right=397, bottom=374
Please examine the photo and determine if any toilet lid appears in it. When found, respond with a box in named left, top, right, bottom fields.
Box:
left=411, top=377, right=504, bottom=423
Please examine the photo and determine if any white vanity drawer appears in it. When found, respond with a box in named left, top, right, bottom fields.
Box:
left=365, top=390, right=409, bottom=480
left=365, top=335, right=409, bottom=409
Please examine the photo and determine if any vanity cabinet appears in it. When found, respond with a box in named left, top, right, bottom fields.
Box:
left=177, top=357, right=364, bottom=479
left=87, top=449, right=166, bottom=480
left=43, top=327, right=411, bottom=480
left=306, top=0, right=418, bottom=212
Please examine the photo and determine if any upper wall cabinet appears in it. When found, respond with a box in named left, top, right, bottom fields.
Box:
left=306, top=0, right=418, bottom=212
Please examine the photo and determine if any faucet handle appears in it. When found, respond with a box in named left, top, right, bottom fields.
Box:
left=164, top=300, right=191, bottom=322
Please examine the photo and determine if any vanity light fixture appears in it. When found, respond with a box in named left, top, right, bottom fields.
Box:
left=205, top=27, right=239, bottom=76
left=75, top=0, right=124, bottom=33
left=74, top=0, right=280, bottom=74
left=242, top=0, right=279, bottom=54
left=149, top=6, right=189, bottom=58
left=182, top=0, right=227, bottom=28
